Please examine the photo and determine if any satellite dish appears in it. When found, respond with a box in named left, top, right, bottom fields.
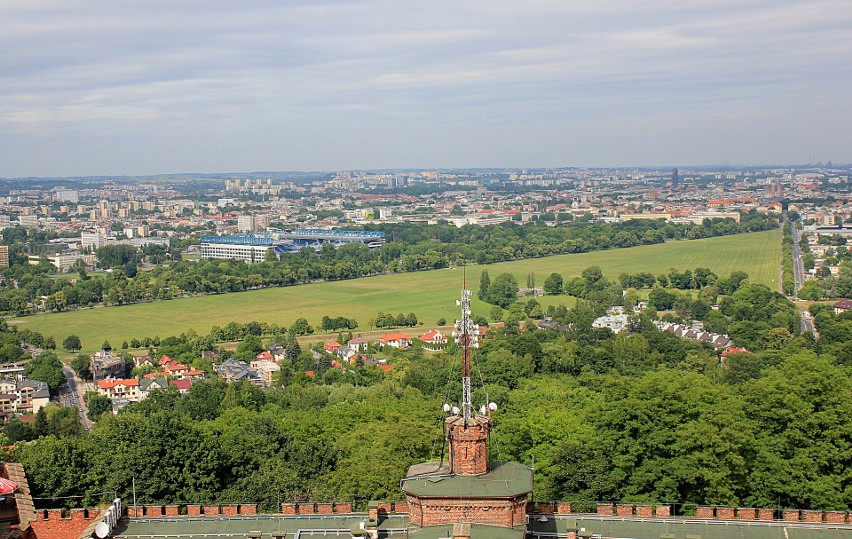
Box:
left=94, top=521, right=110, bottom=538
left=442, top=403, right=451, bottom=413
left=488, top=402, right=498, bottom=411
left=480, top=406, right=486, bottom=415
left=451, top=406, right=460, bottom=415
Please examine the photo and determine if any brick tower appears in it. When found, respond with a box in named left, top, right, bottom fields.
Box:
left=401, top=284, right=532, bottom=538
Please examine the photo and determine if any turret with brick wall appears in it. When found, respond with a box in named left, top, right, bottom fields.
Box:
left=445, top=414, right=490, bottom=476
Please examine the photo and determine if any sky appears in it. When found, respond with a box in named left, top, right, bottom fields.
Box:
left=1, top=0, right=851, bottom=177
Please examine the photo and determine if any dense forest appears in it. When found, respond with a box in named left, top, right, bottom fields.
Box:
left=8, top=277, right=851, bottom=513
left=0, top=213, right=778, bottom=315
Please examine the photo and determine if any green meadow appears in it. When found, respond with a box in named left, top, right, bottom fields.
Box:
left=12, top=229, right=780, bottom=351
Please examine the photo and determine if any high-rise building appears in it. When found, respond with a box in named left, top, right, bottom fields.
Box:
left=672, top=168, right=679, bottom=188
left=0, top=246, right=9, bottom=268
left=237, top=215, right=255, bottom=232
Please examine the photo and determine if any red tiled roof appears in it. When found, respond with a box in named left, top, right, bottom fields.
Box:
left=97, top=379, right=139, bottom=389
left=380, top=333, right=410, bottom=341
left=169, top=379, right=191, bottom=390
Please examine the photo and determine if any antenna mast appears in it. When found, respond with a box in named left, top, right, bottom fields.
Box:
left=455, top=285, right=478, bottom=425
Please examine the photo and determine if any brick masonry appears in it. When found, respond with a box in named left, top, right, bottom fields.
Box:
left=757, top=508, right=775, bottom=521
left=187, top=505, right=202, bottom=516
left=655, top=505, right=671, bottom=517
left=715, top=507, right=735, bottom=520
left=316, top=503, right=334, bottom=514
left=825, top=511, right=847, bottom=524
left=695, top=506, right=714, bottom=519
left=299, top=502, right=316, bottom=515
left=446, top=418, right=489, bottom=475
left=597, top=503, right=614, bottom=516
left=29, top=509, right=99, bottom=539
left=802, top=510, right=823, bottom=523
left=635, top=505, right=653, bottom=517
left=737, top=508, right=756, bottom=520
left=783, top=509, right=800, bottom=522
left=281, top=503, right=297, bottom=515
left=221, top=504, right=239, bottom=516
left=406, top=496, right=528, bottom=528
left=335, top=502, right=353, bottom=514
left=616, top=504, right=633, bottom=516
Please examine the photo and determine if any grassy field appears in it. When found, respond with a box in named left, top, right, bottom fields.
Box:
left=11, top=229, right=780, bottom=352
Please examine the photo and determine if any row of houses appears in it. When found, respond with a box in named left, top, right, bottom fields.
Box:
left=654, top=321, right=734, bottom=349
left=0, top=379, right=50, bottom=416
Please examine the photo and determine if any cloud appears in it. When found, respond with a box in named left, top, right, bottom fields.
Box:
left=0, top=0, right=850, bottom=175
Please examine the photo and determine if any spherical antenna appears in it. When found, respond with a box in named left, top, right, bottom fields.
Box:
left=95, top=522, right=110, bottom=539
left=451, top=406, right=460, bottom=415
left=488, top=402, right=498, bottom=411
left=442, top=403, right=451, bottom=413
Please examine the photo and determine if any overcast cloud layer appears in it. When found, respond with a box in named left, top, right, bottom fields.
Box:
left=1, top=0, right=850, bottom=177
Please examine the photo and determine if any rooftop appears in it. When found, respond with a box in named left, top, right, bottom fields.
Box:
left=401, top=460, right=533, bottom=498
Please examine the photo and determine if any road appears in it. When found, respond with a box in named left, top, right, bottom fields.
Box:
left=61, top=365, right=94, bottom=430
left=785, top=213, right=816, bottom=336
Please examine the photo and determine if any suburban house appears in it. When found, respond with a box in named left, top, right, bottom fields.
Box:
left=169, top=379, right=192, bottom=394
left=335, top=345, right=359, bottom=363
left=592, top=313, right=630, bottom=333
left=215, top=359, right=264, bottom=386
left=139, top=377, right=169, bottom=399
left=250, top=359, right=281, bottom=386
left=268, top=345, right=286, bottom=361
left=348, top=337, right=368, bottom=352
left=96, top=378, right=140, bottom=401
left=323, top=341, right=342, bottom=353
left=834, top=299, right=852, bottom=315
left=655, top=321, right=734, bottom=349
left=0, top=379, right=50, bottom=415
left=90, top=351, right=125, bottom=381
left=378, top=333, right=411, bottom=349
left=255, top=350, right=275, bottom=362
left=418, top=330, right=448, bottom=351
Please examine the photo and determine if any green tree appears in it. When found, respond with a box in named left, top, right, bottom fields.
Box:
left=71, top=354, right=93, bottom=381
left=486, top=272, right=519, bottom=308
left=478, top=269, right=491, bottom=301
left=543, top=273, right=564, bottom=295
left=63, top=335, right=82, bottom=352
left=86, top=392, right=113, bottom=420
left=24, top=352, right=66, bottom=392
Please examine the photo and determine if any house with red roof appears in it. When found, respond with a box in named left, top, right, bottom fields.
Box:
left=324, top=341, right=342, bottom=353
left=418, top=330, right=448, bottom=351
left=255, top=350, right=274, bottom=362
left=378, top=333, right=411, bottom=349
left=169, top=379, right=192, bottom=394
left=96, top=379, right=140, bottom=401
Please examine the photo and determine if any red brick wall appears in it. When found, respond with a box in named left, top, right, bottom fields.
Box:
left=597, top=503, right=614, bottom=516
left=757, top=508, right=775, bottom=521
left=281, top=503, right=297, bottom=515
left=616, top=504, right=633, bottom=516
left=783, top=510, right=800, bottom=522
left=299, top=502, right=316, bottom=515
left=715, top=507, right=735, bottom=520
left=802, top=510, right=822, bottom=523
left=241, top=504, right=257, bottom=515
left=316, top=503, right=333, bottom=514
left=556, top=502, right=573, bottom=514
left=204, top=505, right=220, bottom=516
left=408, top=496, right=526, bottom=528
left=737, top=508, right=756, bottom=520
left=164, top=505, right=179, bottom=516
left=695, top=507, right=714, bottom=519
left=30, top=509, right=97, bottom=539
left=635, top=505, right=653, bottom=517
left=655, top=505, right=671, bottom=518
left=394, top=501, right=409, bottom=514
left=335, top=502, right=353, bottom=514
left=825, top=511, right=847, bottom=523
left=187, top=505, right=202, bottom=516
left=447, top=421, right=489, bottom=475
left=221, top=504, right=239, bottom=516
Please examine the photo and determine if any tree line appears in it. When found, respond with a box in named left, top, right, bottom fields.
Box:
left=0, top=213, right=778, bottom=316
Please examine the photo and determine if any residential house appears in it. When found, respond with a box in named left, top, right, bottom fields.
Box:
left=378, top=333, right=411, bottom=349
left=215, top=359, right=264, bottom=386
left=593, top=314, right=630, bottom=333
left=0, top=379, right=50, bottom=415
left=255, top=350, right=275, bottom=362
left=139, top=377, right=169, bottom=399
left=654, top=321, right=733, bottom=349
left=134, top=355, right=154, bottom=369
left=96, top=379, right=140, bottom=401
left=268, top=345, right=287, bottom=361
left=169, top=379, right=192, bottom=395
left=250, top=359, right=281, bottom=386
left=418, top=330, right=448, bottom=351
left=348, top=337, right=368, bottom=352
left=90, top=351, right=125, bottom=381
left=335, top=346, right=358, bottom=363
left=323, top=341, right=342, bottom=354
left=834, top=299, right=852, bottom=315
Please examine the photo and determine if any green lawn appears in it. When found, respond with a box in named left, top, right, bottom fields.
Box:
left=12, top=230, right=780, bottom=352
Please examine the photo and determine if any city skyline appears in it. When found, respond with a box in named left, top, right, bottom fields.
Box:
left=2, top=1, right=851, bottom=177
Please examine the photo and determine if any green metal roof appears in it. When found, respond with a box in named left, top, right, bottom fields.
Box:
left=113, top=514, right=410, bottom=539
left=526, top=515, right=852, bottom=539
left=400, top=461, right=533, bottom=498
left=408, top=523, right=526, bottom=539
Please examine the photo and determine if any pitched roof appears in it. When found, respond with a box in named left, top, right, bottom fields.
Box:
left=380, top=333, right=410, bottom=341
left=97, top=378, right=139, bottom=389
